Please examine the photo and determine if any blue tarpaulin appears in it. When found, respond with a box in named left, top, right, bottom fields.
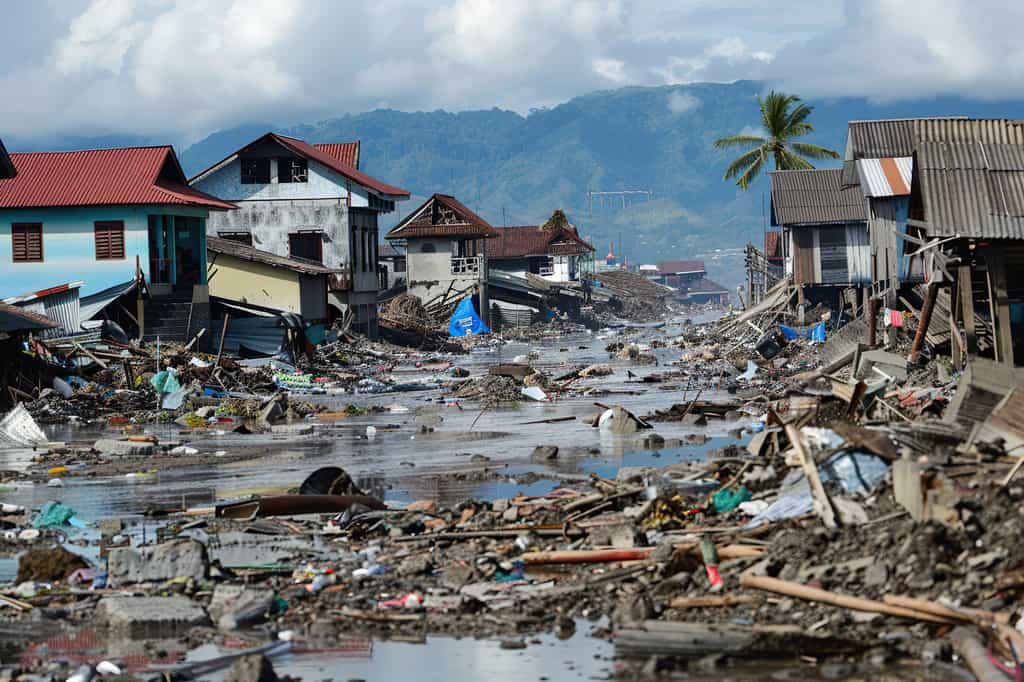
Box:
left=448, top=298, right=490, bottom=336
left=806, top=321, right=826, bottom=343
left=779, top=325, right=799, bottom=340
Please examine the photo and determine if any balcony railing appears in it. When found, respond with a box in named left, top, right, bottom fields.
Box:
left=329, top=270, right=353, bottom=291
left=451, top=256, right=483, bottom=277
left=537, top=266, right=555, bottom=276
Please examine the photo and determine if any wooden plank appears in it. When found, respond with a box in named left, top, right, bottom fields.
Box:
left=784, top=424, right=838, bottom=528
left=988, top=248, right=1015, bottom=366
left=959, top=265, right=978, bottom=354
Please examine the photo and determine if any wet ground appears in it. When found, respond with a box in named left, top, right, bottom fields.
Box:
left=1, top=311, right=962, bottom=680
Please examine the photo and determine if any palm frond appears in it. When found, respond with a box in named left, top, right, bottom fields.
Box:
left=781, top=122, right=815, bottom=140
left=713, top=135, right=765, bottom=150
left=762, top=91, right=801, bottom=138
left=723, top=146, right=766, bottom=181
left=775, top=148, right=815, bottom=170
left=790, top=142, right=841, bottom=161
left=735, top=153, right=767, bottom=189
left=783, top=103, right=813, bottom=136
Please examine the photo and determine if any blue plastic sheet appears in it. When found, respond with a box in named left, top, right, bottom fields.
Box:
left=806, top=321, right=826, bottom=342
left=448, top=298, right=490, bottom=336
left=779, top=325, right=799, bottom=340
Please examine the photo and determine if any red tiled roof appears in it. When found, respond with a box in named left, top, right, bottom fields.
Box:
left=657, top=260, right=705, bottom=275
left=191, top=133, right=408, bottom=198
left=0, top=146, right=234, bottom=210
left=386, top=194, right=497, bottom=239
left=313, top=142, right=359, bottom=169
left=0, top=138, right=15, bottom=180
left=488, top=225, right=594, bottom=259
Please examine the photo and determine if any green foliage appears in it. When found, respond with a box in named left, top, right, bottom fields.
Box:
left=714, top=90, right=840, bottom=190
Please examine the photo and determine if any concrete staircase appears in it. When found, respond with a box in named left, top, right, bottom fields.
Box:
left=142, top=292, right=193, bottom=345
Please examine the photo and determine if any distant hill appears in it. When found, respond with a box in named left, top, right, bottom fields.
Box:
left=14, top=81, right=1024, bottom=291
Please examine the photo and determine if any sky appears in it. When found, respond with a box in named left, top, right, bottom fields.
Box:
left=2, top=0, right=1024, bottom=145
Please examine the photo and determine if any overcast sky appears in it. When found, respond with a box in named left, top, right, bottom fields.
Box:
left=2, top=0, right=1023, bottom=144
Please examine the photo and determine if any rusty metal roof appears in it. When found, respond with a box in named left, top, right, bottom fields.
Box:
left=857, top=157, right=913, bottom=197
left=313, top=142, right=359, bottom=169
left=656, top=260, right=705, bottom=275
left=0, top=146, right=235, bottom=210
left=769, top=168, right=867, bottom=226
left=386, top=193, right=497, bottom=240
left=0, top=137, right=15, bottom=180
left=488, top=224, right=594, bottom=259
left=207, top=236, right=335, bottom=275
left=914, top=140, right=1024, bottom=238
left=0, top=302, right=58, bottom=333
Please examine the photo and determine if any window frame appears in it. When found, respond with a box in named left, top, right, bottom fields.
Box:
left=288, top=231, right=323, bottom=264
left=240, top=158, right=271, bottom=184
left=94, top=220, right=126, bottom=261
left=278, top=157, right=309, bottom=183
left=218, top=231, right=253, bottom=246
left=11, top=222, right=43, bottom=263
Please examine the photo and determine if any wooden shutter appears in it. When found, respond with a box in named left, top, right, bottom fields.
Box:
left=11, top=223, right=43, bottom=262
left=94, top=221, right=125, bottom=260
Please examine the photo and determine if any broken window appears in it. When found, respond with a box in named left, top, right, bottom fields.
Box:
left=278, top=158, right=308, bottom=183
left=11, top=223, right=43, bottom=262
left=218, top=231, right=253, bottom=246
left=240, top=158, right=271, bottom=184
left=94, top=221, right=125, bottom=260
left=289, top=232, right=322, bottom=263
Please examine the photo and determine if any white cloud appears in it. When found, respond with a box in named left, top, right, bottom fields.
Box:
left=3, top=0, right=1024, bottom=144
left=594, top=58, right=628, bottom=83
left=667, top=91, right=701, bottom=114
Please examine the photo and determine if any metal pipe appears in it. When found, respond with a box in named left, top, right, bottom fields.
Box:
left=909, top=283, right=939, bottom=363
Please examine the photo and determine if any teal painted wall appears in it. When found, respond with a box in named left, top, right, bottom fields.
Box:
left=0, top=205, right=210, bottom=297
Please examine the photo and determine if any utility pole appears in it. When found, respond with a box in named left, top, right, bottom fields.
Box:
left=587, top=190, right=653, bottom=268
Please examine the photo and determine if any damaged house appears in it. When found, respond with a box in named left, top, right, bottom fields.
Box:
left=0, top=145, right=235, bottom=343
left=190, top=133, right=410, bottom=338
left=907, top=118, right=1024, bottom=366
left=487, top=211, right=595, bottom=283
left=769, top=168, right=871, bottom=309
left=384, top=193, right=497, bottom=318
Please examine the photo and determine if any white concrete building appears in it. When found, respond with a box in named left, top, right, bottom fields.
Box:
left=190, top=132, right=409, bottom=338
left=384, top=194, right=496, bottom=309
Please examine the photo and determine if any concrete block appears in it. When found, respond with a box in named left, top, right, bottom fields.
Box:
left=107, top=539, right=208, bottom=587
left=93, top=439, right=155, bottom=457
left=96, top=596, right=209, bottom=637
left=208, top=584, right=276, bottom=630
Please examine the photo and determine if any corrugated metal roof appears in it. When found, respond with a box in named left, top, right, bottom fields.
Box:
left=3, top=282, right=83, bottom=338
left=488, top=225, right=594, bottom=259
left=769, top=168, right=867, bottom=226
left=0, top=146, right=235, bottom=210
left=207, top=236, right=334, bottom=275
left=842, top=118, right=968, bottom=186
left=386, top=194, right=498, bottom=240
left=914, top=118, right=1024, bottom=145
left=312, top=142, right=359, bottom=169
left=857, top=157, right=912, bottom=197
left=0, top=137, right=15, bottom=180
left=80, top=279, right=138, bottom=321
left=915, top=140, right=1024, bottom=238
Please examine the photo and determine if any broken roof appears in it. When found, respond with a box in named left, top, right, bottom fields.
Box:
left=190, top=133, right=408, bottom=199
left=385, top=194, right=498, bottom=240
left=0, top=302, right=58, bottom=333
left=770, top=168, right=867, bottom=227
left=0, top=137, right=15, bottom=180
left=488, top=224, right=594, bottom=259
left=0, top=146, right=235, bottom=210
left=657, top=260, right=705, bottom=275
left=207, top=236, right=334, bottom=275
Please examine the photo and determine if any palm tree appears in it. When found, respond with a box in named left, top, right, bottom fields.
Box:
left=714, top=91, right=840, bottom=189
